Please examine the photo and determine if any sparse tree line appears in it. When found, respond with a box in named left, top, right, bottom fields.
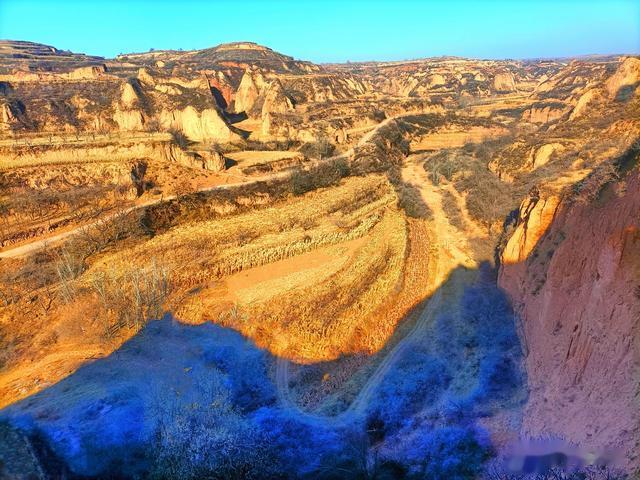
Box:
left=0, top=204, right=169, bottom=337
left=50, top=209, right=171, bottom=336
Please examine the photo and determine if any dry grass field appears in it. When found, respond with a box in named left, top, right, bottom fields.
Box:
left=0, top=173, right=417, bottom=406
left=85, top=174, right=408, bottom=360
left=225, top=149, right=302, bottom=166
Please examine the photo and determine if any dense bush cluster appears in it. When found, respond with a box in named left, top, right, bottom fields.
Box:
left=369, top=347, right=452, bottom=433
left=299, top=136, right=335, bottom=160
left=366, top=269, right=522, bottom=431
left=403, top=427, right=490, bottom=479
left=421, top=148, right=517, bottom=233
left=454, top=161, right=516, bottom=233
left=290, top=158, right=350, bottom=195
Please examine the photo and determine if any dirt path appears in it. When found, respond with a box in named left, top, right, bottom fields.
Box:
left=275, top=155, right=477, bottom=427
left=443, top=184, right=487, bottom=239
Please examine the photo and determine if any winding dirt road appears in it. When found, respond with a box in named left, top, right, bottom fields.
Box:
left=275, top=156, right=477, bottom=427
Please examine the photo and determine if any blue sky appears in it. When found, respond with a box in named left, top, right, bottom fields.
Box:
left=0, top=0, right=638, bottom=62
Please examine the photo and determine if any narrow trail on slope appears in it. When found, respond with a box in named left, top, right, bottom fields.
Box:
left=275, top=155, right=478, bottom=427
left=0, top=171, right=288, bottom=259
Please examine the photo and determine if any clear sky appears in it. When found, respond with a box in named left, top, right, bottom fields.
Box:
left=0, top=0, right=638, bottom=62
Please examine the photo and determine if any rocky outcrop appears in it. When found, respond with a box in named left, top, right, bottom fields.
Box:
left=207, top=72, right=234, bottom=108
left=197, top=150, right=226, bottom=172
left=427, top=74, right=446, bottom=88
left=0, top=65, right=109, bottom=83
left=260, top=111, right=274, bottom=138
left=605, top=57, right=640, bottom=100
left=522, top=103, right=569, bottom=124
left=158, top=106, right=241, bottom=143
left=569, top=88, right=600, bottom=120
left=234, top=68, right=266, bottom=114
left=494, top=72, right=517, bottom=92
left=501, top=193, right=560, bottom=265
left=120, top=81, right=140, bottom=109
left=0, top=100, right=26, bottom=131
left=332, top=127, right=347, bottom=144
left=154, top=83, right=181, bottom=95
left=112, top=81, right=145, bottom=131
left=529, top=143, right=564, bottom=169
left=499, top=165, right=640, bottom=471
left=261, top=80, right=293, bottom=117
left=67, top=64, right=107, bottom=80
left=165, top=76, right=210, bottom=90
left=113, top=107, right=145, bottom=131
left=0, top=138, right=223, bottom=173
left=137, top=67, right=155, bottom=85
left=0, top=102, right=16, bottom=129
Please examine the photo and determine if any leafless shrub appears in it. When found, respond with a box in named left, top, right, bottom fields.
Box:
left=90, top=260, right=172, bottom=336
left=129, top=262, right=171, bottom=326
left=397, top=183, right=433, bottom=219
left=209, top=141, right=221, bottom=154
left=73, top=209, right=141, bottom=258
left=4, top=184, right=127, bottom=228
left=442, top=189, right=465, bottom=231
left=173, top=178, right=195, bottom=199
left=217, top=304, right=247, bottom=324
left=169, top=128, right=192, bottom=150
left=148, top=377, right=275, bottom=480
left=299, top=136, right=335, bottom=160
left=55, top=247, right=85, bottom=303
left=130, top=161, right=148, bottom=197
left=290, top=159, right=347, bottom=196
left=423, top=151, right=467, bottom=185
left=144, top=118, right=161, bottom=132
left=453, top=160, right=516, bottom=234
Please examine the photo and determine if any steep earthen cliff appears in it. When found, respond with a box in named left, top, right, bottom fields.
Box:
left=500, top=155, right=640, bottom=469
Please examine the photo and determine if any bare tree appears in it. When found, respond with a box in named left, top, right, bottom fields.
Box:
left=54, top=247, right=84, bottom=303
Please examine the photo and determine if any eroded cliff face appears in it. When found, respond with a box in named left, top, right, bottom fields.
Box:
left=0, top=68, right=241, bottom=144
left=234, top=67, right=266, bottom=113
left=158, top=106, right=241, bottom=143
left=499, top=165, right=640, bottom=469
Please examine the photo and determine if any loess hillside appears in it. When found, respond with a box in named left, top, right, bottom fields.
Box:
left=0, top=40, right=639, bottom=479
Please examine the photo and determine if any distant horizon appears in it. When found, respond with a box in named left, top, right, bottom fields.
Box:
left=2, top=37, right=638, bottom=66
left=0, top=0, right=638, bottom=63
